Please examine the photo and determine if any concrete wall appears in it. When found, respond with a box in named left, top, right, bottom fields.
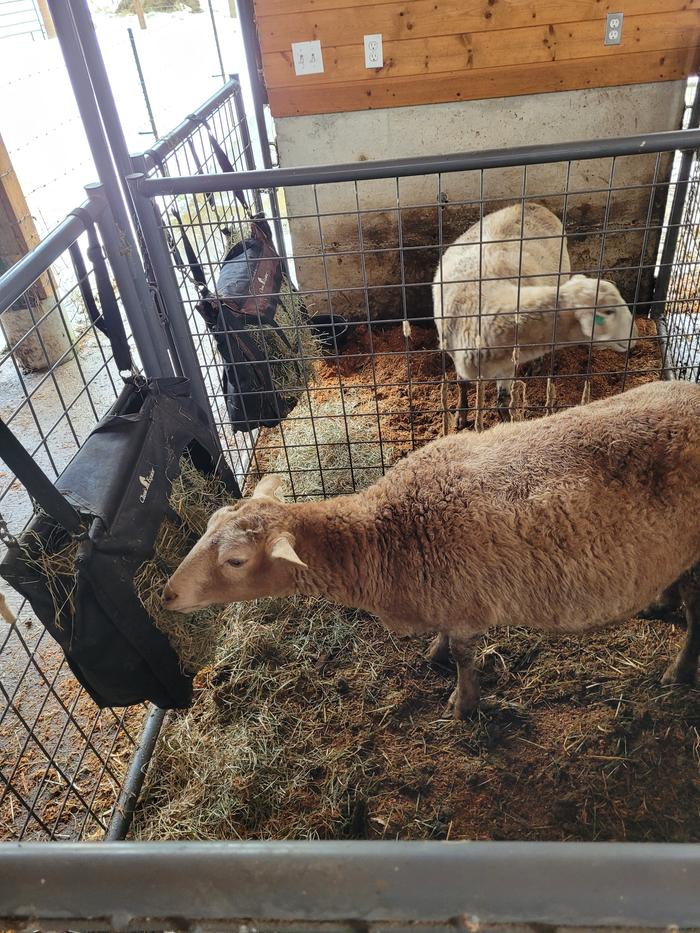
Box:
left=274, top=81, right=687, bottom=323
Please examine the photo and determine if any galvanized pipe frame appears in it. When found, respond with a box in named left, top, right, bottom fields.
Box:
left=2, top=840, right=700, bottom=930
left=0, top=197, right=104, bottom=315
left=46, top=0, right=173, bottom=380
left=141, top=75, right=246, bottom=174
left=137, top=127, right=700, bottom=198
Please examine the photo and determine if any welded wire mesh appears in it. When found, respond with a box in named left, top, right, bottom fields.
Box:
left=148, top=137, right=699, bottom=503
left=664, top=149, right=700, bottom=382
left=142, top=76, right=282, bottom=481
left=0, top=214, right=145, bottom=841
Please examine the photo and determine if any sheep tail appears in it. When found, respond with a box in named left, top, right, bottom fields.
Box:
left=545, top=377, right=557, bottom=414
left=509, top=379, right=526, bottom=422
left=475, top=379, right=485, bottom=432
left=580, top=379, right=591, bottom=406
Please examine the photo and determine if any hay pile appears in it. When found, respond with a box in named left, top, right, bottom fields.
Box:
left=131, top=317, right=700, bottom=843
left=133, top=457, right=233, bottom=674
left=251, top=391, right=395, bottom=499
left=19, top=523, right=85, bottom=622
left=133, top=604, right=700, bottom=842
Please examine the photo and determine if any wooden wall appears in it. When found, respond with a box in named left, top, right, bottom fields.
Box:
left=252, top=0, right=700, bottom=117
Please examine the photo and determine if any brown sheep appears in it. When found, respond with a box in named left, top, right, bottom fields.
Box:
left=163, top=380, right=700, bottom=719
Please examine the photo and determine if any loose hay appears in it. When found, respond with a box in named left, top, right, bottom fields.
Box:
left=132, top=317, right=699, bottom=843
left=133, top=608, right=700, bottom=842
left=19, top=524, right=85, bottom=622
left=133, top=456, right=235, bottom=674
left=253, top=392, right=395, bottom=499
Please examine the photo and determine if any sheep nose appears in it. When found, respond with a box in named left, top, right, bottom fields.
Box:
left=162, top=583, right=178, bottom=608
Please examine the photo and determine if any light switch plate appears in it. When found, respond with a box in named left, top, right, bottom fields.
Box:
left=364, top=33, right=383, bottom=68
left=292, top=40, right=324, bottom=75
left=604, top=12, right=623, bottom=45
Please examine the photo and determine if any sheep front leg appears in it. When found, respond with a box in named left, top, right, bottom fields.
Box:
left=662, top=567, right=700, bottom=685
left=426, top=633, right=454, bottom=669
left=444, top=635, right=480, bottom=720
left=455, top=380, right=471, bottom=431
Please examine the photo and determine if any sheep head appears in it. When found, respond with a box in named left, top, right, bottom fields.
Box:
left=564, top=275, right=638, bottom=353
left=161, top=475, right=306, bottom=613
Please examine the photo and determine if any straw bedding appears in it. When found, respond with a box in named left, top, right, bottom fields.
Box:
left=132, top=315, right=700, bottom=843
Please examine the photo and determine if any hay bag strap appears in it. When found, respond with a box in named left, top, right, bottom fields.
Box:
left=0, top=378, right=239, bottom=709
left=68, top=208, right=134, bottom=376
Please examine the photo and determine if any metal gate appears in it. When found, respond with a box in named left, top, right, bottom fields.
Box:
left=1, top=0, right=700, bottom=927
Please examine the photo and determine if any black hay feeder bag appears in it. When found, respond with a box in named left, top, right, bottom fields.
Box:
left=0, top=377, right=240, bottom=709
left=172, top=205, right=312, bottom=433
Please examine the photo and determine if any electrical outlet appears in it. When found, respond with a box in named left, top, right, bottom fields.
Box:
left=364, top=33, right=383, bottom=69
left=292, top=40, right=324, bottom=75
left=604, top=12, right=623, bottom=45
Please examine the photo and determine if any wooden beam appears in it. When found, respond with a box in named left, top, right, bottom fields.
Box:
left=0, top=131, right=48, bottom=298
left=35, top=0, right=56, bottom=39
left=261, top=10, right=700, bottom=88
left=134, top=0, right=147, bottom=29
left=256, top=0, right=699, bottom=53
left=267, top=46, right=699, bottom=115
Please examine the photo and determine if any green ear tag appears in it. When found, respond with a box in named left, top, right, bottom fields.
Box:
left=594, top=313, right=606, bottom=326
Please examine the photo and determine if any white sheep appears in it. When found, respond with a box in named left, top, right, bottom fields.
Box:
left=433, top=203, right=639, bottom=428
left=163, top=380, right=700, bottom=720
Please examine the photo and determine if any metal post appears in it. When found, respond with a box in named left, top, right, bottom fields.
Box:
left=127, top=173, right=218, bottom=435
left=46, top=0, right=172, bottom=377
left=651, top=81, right=700, bottom=319
left=105, top=707, right=165, bottom=841
left=236, top=0, right=273, bottom=171
left=62, top=0, right=136, bottom=185
left=229, top=72, right=290, bottom=276
left=127, top=27, right=158, bottom=139
left=85, top=184, right=173, bottom=378
left=207, top=0, right=226, bottom=84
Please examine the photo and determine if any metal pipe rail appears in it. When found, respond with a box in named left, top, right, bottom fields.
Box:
left=137, top=127, right=700, bottom=197
left=0, top=197, right=104, bottom=315
left=1, top=840, right=699, bottom=930
left=142, top=75, right=245, bottom=172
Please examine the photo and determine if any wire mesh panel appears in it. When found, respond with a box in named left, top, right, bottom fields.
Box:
left=138, top=75, right=289, bottom=482
left=118, top=128, right=700, bottom=849
left=663, top=147, right=700, bottom=381
left=0, top=204, right=146, bottom=841
left=141, top=130, right=700, bottom=504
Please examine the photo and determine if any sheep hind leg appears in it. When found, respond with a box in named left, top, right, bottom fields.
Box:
left=637, top=580, right=684, bottom=625
left=496, top=379, right=512, bottom=422
left=426, top=633, right=455, bottom=670
left=454, top=380, right=472, bottom=431
left=443, top=635, right=480, bottom=720
left=662, top=566, right=700, bottom=686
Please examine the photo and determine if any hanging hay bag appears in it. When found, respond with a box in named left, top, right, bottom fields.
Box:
left=0, top=377, right=239, bottom=709
left=195, top=219, right=313, bottom=431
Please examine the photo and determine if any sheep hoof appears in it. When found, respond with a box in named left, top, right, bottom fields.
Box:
left=454, top=411, right=472, bottom=432
left=426, top=634, right=455, bottom=670
left=661, top=660, right=697, bottom=686
left=442, top=687, right=479, bottom=721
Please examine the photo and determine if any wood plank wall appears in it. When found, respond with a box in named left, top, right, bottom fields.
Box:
left=252, top=0, right=700, bottom=117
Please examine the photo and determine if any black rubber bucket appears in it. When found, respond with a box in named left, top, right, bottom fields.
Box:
left=309, top=313, right=349, bottom=354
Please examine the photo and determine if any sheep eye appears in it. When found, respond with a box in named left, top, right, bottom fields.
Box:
left=226, top=557, right=245, bottom=568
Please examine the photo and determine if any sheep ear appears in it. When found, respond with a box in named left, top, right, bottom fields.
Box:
left=268, top=534, right=307, bottom=568
left=252, top=475, right=285, bottom=500
left=574, top=306, right=595, bottom=340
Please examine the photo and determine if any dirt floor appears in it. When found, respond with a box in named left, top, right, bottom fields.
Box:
left=133, top=315, right=700, bottom=843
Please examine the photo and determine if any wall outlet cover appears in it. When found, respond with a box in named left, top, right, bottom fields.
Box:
left=292, top=40, right=324, bottom=75
left=364, top=33, right=383, bottom=69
